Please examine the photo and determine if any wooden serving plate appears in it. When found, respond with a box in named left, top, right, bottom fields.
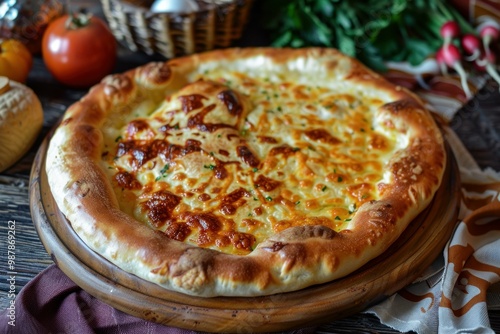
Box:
left=30, top=132, right=460, bottom=333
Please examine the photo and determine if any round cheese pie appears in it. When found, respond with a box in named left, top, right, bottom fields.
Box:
left=46, top=48, right=446, bottom=297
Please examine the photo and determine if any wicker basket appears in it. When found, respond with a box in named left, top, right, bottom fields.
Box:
left=100, top=0, right=254, bottom=58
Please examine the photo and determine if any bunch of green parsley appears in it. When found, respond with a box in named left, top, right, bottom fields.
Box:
left=262, top=0, right=473, bottom=71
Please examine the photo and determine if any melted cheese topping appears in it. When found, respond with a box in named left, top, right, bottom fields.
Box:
left=101, top=69, right=404, bottom=255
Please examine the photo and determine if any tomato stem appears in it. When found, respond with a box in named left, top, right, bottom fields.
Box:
left=66, top=12, right=92, bottom=30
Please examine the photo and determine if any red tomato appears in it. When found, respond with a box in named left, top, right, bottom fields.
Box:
left=42, top=13, right=117, bottom=87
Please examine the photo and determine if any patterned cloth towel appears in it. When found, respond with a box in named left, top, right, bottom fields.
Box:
left=366, top=69, right=500, bottom=334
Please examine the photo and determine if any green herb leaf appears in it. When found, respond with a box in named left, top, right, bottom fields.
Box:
left=262, top=0, right=475, bottom=70
left=160, top=164, right=170, bottom=174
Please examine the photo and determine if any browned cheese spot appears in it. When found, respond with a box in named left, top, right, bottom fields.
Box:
left=126, top=119, right=153, bottom=138
left=164, top=222, right=191, bottom=241
left=269, top=144, right=299, bottom=158
left=115, top=171, right=142, bottom=190
left=219, top=188, right=250, bottom=215
left=254, top=175, right=281, bottom=192
left=228, top=231, right=255, bottom=251
left=237, top=145, right=260, bottom=167
left=257, top=135, right=278, bottom=144
left=198, top=193, right=211, bottom=202
left=217, top=89, right=243, bottom=116
left=143, top=190, right=182, bottom=227
left=178, top=94, right=206, bottom=113
left=304, top=128, right=341, bottom=145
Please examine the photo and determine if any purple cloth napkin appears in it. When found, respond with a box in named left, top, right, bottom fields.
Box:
left=0, top=264, right=316, bottom=334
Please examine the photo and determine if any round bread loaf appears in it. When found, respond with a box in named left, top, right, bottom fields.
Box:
left=0, top=77, right=43, bottom=172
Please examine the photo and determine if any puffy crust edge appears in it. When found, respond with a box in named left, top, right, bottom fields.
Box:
left=45, top=47, right=446, bottom=297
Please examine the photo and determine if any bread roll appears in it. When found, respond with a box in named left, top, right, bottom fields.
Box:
left=0, top=77, right=43, bottom=172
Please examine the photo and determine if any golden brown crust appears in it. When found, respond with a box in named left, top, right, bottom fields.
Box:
left=46, top=47, right=446, bottom=296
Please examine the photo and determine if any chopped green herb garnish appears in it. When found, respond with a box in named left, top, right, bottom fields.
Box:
left=204, top=164, right=216, bottom=170
left=322, top=185, right=327, bottom=191
left=115, top=136, right=122, bottom=142
left=295, top=201, right=301, bottom=205
left=253, top=167, right=259, bottom=172
left=345, top=218, right=352, bottom=222
left=160, top=164, right=170, bottom=174
left=338, top=176, right=343, bottom=182
left=335, top=216, right=341, bottom=220
left=265, top=196, right=273, bottom=201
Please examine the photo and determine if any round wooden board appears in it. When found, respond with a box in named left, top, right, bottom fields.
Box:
left=30, top=133, right=460, bottom=333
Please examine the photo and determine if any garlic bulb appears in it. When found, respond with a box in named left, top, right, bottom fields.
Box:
left=150, top=0, right=199, bottom=13
left=0, top=77, right=43, bottom=172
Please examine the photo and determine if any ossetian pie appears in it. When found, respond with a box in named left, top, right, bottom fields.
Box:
left=46, top=48, right=446, bottom=297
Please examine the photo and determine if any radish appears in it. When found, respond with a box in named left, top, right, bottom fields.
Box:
left=440, top=20, right=461, bottom=47
left=475, top=51, right=500, bottom=88
left=435, top=48, right=449, bottom=75
left=438, top=44, right=472, bottom=99
left=461, top=34, right=482, bottom=61
left=478, top=21, right=500, bottom=58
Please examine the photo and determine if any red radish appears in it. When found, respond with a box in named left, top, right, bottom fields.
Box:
left=461, top=34, right=482, bottom=61
left=435, top=48, right=449, bottom=75
left=478, top=21, right=500, bottom=58
left=438, top=44, right=472, bottom=98
left=475, top=52, right=500, bottom=88
left=440, top=21, right=461, bottom=46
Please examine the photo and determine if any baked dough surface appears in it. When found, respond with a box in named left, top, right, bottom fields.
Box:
left=46, top=48, right=446, bottom=297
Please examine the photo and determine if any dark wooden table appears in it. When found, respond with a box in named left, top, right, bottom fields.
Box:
left=1, top=2, right=500, bottom=333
